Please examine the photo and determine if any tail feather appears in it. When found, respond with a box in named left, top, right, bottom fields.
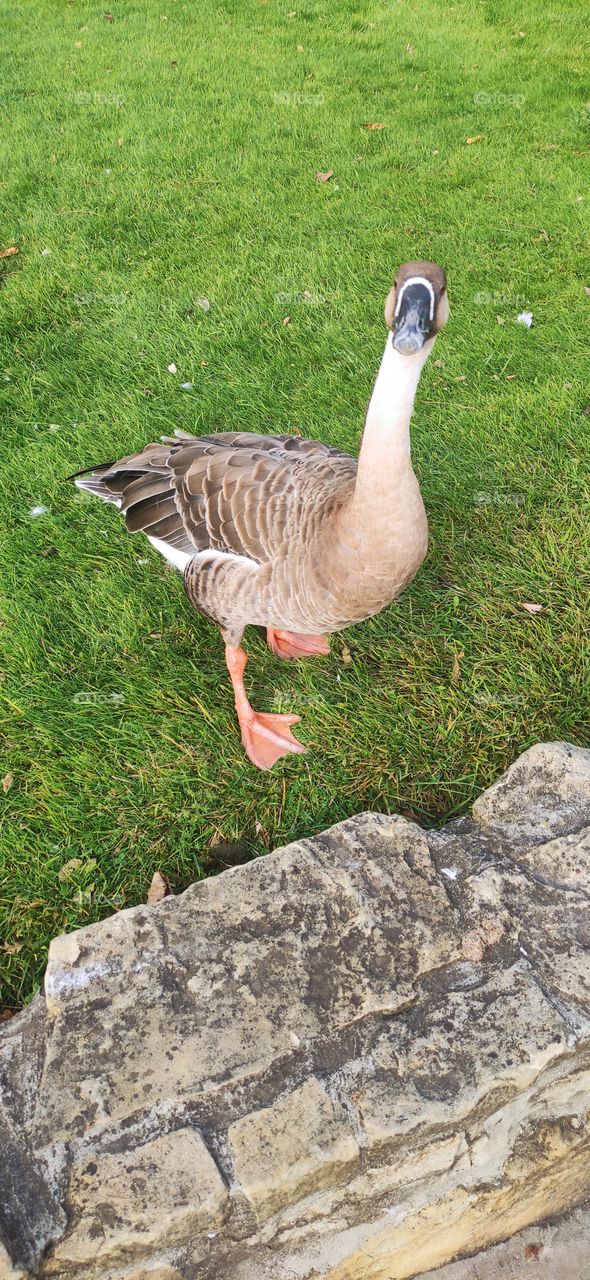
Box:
left=72, top=463, right=124, bottom=506
left=68, top=447, right=195, bottom=557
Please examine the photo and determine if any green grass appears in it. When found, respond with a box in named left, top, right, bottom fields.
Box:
left=1, top=0, right=589, bottom=1012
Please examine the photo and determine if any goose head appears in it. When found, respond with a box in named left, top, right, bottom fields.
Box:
left=385, top=261, right=449, bottom=355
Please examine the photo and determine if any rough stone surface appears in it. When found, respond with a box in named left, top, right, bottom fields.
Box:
left=45, top=1129, right=228, bottom=1272
left=415, top=1197, right=590, bottom=1279
left=0, top=741, right=589, bottom=1280
left=0, top=1241, right=28, bottom=1280
left=228, top=1077, right=360, bottom=1217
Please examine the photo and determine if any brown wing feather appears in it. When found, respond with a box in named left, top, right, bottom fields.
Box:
left=168, top=434, right=354, bottom=563
left=73, top=431, right=355, bottom=564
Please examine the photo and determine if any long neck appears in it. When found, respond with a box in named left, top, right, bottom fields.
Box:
left=340, top=333, right=433, bottom=541
left=359, top=332, right=431, bottom=484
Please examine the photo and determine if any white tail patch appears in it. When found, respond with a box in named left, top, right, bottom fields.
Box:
left=147, top=543, right=258, bottom=575
left=74, top=477, right=122, bottom=508
left=147, top=536, right=192, bottom=572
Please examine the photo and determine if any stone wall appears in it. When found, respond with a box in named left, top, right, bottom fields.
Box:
left=1, top=741, right=589, bottom=1280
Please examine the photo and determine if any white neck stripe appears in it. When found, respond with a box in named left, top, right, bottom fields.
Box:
left=394, top=276, right=436, bottom=322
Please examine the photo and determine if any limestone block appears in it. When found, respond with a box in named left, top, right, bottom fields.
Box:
left=325, top=1117, right=590, bottom=1280
left=44, top=1129, right=228, bottom=1272
left=1, top=742, right=589, bottom=1280
left=356, top=963, right=570, bottom=1154
left=472, top=741, right=590, bottom=842
left=33, top=814, right=459, bottom=1144
left=229, top=1077, right=360, bottom=1217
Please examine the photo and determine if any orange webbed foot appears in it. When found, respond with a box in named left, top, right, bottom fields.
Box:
left=266, top=628, right=330, bottom=660
left=225, top=642, right=307, bottom=770
left=240, top=712, right=306, bottom=771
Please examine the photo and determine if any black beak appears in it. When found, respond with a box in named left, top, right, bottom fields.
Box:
left=392, top=279, right=435, bottom=354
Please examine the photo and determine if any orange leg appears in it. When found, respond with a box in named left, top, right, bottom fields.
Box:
left=225, top=645, right=306, bottom=771
left=266, top=628, right=330, bottom=660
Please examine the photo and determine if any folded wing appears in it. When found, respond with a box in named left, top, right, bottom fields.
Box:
left=73, top=431, right=356, bottom=566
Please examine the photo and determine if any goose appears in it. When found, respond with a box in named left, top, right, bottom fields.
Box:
left=71, top=260, right=449, bottom=770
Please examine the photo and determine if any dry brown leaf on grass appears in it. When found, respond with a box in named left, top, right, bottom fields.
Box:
left=451, top=649, right=464, bottom=685
left=147, top=870, right=173, bottom=904
left=466, top=135, right=485, bottom=145
left=314, top=169, right=334, bottom=182
left=58, top=858, right=83, bottom=881
left=2, top=943, right=22, bottom=955
left=362, top=122, right=386, bottom=131
left=0, top=247, right=19, bottom=259
left=521, top=602, right=544, bottom=614
left=2, top=773, right=13, bottom=793
left=340, top=642, right=352, bottom=664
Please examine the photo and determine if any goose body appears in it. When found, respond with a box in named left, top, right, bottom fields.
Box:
left=73, top=260, right=448, bottom=768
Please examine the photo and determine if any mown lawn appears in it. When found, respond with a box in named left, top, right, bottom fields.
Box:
left=1, top=0, right=589, bottom=1011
